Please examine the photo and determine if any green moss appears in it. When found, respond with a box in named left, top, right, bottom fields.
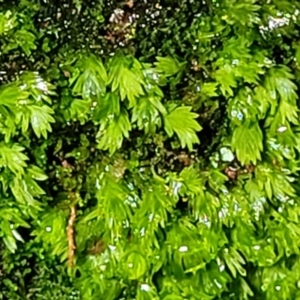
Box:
left=1, top=0, right=300, bottom=299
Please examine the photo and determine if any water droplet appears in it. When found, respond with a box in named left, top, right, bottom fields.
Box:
left=214, top=279, right=222, bottom=289
left=20, top=83, right=27, bottom=90
left=219, top=264, right=225, bottom=272
left=172, top=182, right=182, bottom=195
left=231, top=110, right=237, bottom=117
left=232, top=59, right=239, bottom=65
left=100, top=265, right=106, bottom=271
left=36, top=80, right=48, bottom=93
left=95, top=179, right=101, bottom=189
left=46, top=226, right=52, bottom=232
left=277, top=126, right=287, bottom=133
left=268, top=16, right=289, bottom=30
left=220, top=147, right=234, bottom=162
left=122, top=220, right=129, bottom=228
left=275, top=285, right=281, bottom=291
left=140, top=283, right=150, bottom=292
left=234, top=202, right=241, bottom=212
left=179, top=245, right=188, bottom=252
left=237, top=111, right=244, bottom=120
left=218, top=207, right=228, bottom=219
left=108, top=245, right=116, bottom=251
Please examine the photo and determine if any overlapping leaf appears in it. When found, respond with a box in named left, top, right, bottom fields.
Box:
left=71, top=54, right=108, bottom=98
left=232, top=122, right=263, bottom=165
left=108, top=55, right=145, bottom=106
left=97, top=110, right=132, bottom=154
left=164, top=105, right=201, bottom=150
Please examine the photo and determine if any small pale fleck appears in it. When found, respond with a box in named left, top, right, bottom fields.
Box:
left=140, top=283, right=150, bottom=292
left=253, top=245, right=260, bottom=250
left=108, top=245, right=116, bottom=251
left=36, top=80, right=48, bottom=93
left=220, top=147, right=234, bottom=162
left=237, top=112, right=244, bottom=120
left=95, top=179, right=101, bottom=190
left=232, top=59, right=239, bottom=65
left=179, top=245, right=188, bottom=252
left=214, top=279, right=222, bottom=289
left=99, top=265, right=106, bottom=271
left=277, top=126, right=287, bottom=133
left=46, top=226, right=52, bottom=232
left=122, top=220, right=129, bottom=228
left=231, top=110, right=237, bottom=117
left=172, top=181, right=182, bottom=195
left=148, top=213, right=154, bottom=221
left=219, top=264, right=225, bottom=272
left=20, top=84, right=27, bottom=90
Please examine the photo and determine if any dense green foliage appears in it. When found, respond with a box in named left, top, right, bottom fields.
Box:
left=1, top=0, right=300, bottom=299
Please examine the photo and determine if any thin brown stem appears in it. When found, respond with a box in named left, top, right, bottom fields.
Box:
left=67, top=206, right=76, bottom=268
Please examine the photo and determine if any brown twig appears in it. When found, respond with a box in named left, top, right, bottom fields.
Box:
left=67, top=206, right=76, bottom=267
left=88, top=240, right=106, bottom=255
